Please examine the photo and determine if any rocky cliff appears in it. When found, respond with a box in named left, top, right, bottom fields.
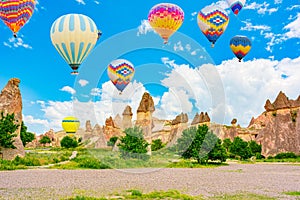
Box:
left=0, top=78, right=25, bottom=160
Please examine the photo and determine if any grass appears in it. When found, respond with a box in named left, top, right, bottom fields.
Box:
left=210, top=193, right=276, bottom=200
left=65, top=189, right=202, bottom=200
left=64, top=190, right=278, bottom=200
left=283, top=191, right=300, bottom=196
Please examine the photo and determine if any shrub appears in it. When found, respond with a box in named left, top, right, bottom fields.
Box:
left=118, top=127, right=149, bottom=160
left=61, top=136, right=78, bottom=148
left=274, top=152, right=297, bottom=159
left=107, top=136, right=118, bottom=146
left=151, top=139, right=165, bottom=151
left=39, top=136, right=51, bottom=145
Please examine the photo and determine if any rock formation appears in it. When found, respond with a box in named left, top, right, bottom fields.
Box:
left=167, top=113, right=188, bottom=147
left=122, top=105, right=133, bottom=129
left=105, top=117, right=115, bottom=128
left=0, top=78, right=25, bottom=160
left=191, top=113, right=200, bottom=125
left=231, top=118, right=237, bottom=126
left=135, top=92, right=155, bottom=139
left=191, top=112, right=211, bottom=126
left=264, top=91, right=300, bottom=111
left=103, top=117, right=123, bottom=141
left=250, top=91, right=300, bottom=156
left=114, top=114, right=122, bottom=129
left=92, top=124, right=107, bottom=148
left=85, top=120, right=92, bottom=132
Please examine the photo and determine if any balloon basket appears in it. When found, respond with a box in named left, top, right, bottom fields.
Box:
left=71, top=71, right=79, bottom=75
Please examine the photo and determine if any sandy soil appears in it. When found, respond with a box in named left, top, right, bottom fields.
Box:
left=0, top=163, right=299, bottom=199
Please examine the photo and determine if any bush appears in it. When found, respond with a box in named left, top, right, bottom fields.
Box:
left=107, top=136, right=118, bottom=146
left=229, top=137, right=252, bottom=160
left=0, top=112, right=19, bottom=149
left=151, top=139, right=165, bottom=151
left=39, top=136, right=51, bottom=145
left=274, top=152, right=297, bottom=159
left=61, top=136, right=78, bottom=148
left=118, top=127, right=150, bottom=160
left=74, top=156, right=110, bottom=169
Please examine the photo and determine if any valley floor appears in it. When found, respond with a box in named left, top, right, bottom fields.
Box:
left=0, top=163, right=299, bottom=199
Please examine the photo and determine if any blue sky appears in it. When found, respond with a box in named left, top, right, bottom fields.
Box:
left=0, top=0, right=299, bottom=134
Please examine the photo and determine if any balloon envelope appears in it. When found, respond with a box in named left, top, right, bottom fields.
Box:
left=0, top=0, right=35, bottom=37
left=226, top=0, right=246, bottom=15
left=62, top=116, right=80, bottom=133
left=230, top=35, right=251, bottom=62
left=148, top=3, right=184, bottom=44
left=50, top=14, right=100, bottom=75
left=107, top=59, right=135, bottom=93
left=197, top=5, right=229, bottom=47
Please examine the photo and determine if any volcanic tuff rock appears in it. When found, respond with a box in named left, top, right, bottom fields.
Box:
left=85, top=120, right=92, bottom=132
left=114, top=114, right=122, bottom=129
left=0, top=78, right=25, bottom=160
left=171, top=113, right=188, bottom=125
left=105, top=116, right=115, bottom=128
left=122, top=105, right=133, bottom=129
left=264, top=91, right=300, bottom=111
left=167, top=113, right=188, bottom=147
left=136, top=92, right=155, bottom=139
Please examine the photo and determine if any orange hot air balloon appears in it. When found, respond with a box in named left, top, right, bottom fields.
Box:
left=148, top=3, right=184, bottom=44
left=0, top=0, right=35, bottom=38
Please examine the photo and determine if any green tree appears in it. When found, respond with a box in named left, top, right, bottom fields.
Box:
left=107, top=136, right=118, bottom=146
left=0, top=112, right=19, bottom=149
left=60, top=135, right=78, bottom=148
left=151, top=139, right=165, bottom=151
left=248, top=140, right=262, bottom=155
left=222, top=138, right=232, bottom=152
left=176, top=125, right=227, bottom=164
left=39, top=136, right=51, bottom=145
left=20, top=122, right=35, bottom=147
left=118, top=126, right=149, bottom=160
left=229, top=137, right=252, bottom=160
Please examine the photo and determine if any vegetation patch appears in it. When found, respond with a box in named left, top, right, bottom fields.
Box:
left=283, top=191, right=300, bottom=196
left=211, top=193, right=276, bottom=200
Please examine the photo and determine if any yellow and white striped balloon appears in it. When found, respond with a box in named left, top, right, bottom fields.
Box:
left=50, top=13, right=100, bottom=74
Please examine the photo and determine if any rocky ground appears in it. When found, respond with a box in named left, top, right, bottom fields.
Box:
left=0, top=163, right=299, bottom=199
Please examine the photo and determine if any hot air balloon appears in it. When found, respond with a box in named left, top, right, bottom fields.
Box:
left=0, top=0, right=35, bottom=38
left=50, top=14, right=101, bottom=75
left=197, top=5, right=229, bottom=47
left=107, top=59, right=135, bottom=94
left=148, top=3, right=184, bottom=44
left=226, top=0, right=246, bottom=15
left=230, top=35, right=251, bottom=62
left=62, top=116, right=80, bottom=134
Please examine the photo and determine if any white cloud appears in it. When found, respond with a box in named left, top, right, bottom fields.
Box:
left=4, top=37, right=32, bottom=49
left=284, top=13, right=300, bottom=39
left=90, top=88, right=101, bottom=96
left=210, top=0, right=230, bottom=10
left=75, top=0, right=86, bottom=5
left=94, top=1, right=100, bottom=4
left=173, top=41, right=184, bottom=51
left=158, top=57, right=300, bottom=127
left=137, top=20, right=154, bottom=36
left=78, top=79, right=89, bottom=87
left=60, top=86, right=76, bottom=95
left=241, top=21, right=271, bottom=32
left=286, top=5, right=300, bottom=10
left=244, top=2, right=278, bottom=15
left=274, top=0, right=282, bottom=4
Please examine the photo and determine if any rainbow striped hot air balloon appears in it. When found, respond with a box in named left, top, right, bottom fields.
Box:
left=107, top=59, right=135, bottom=94
left=148, top=3, right=184, bottom=44
left=230, top=35, right=251, bottom=62
left=197, top=5, right=229, bottom=47
left=0, top=0, right=35, bottom=37
left=62, top=116, right=80, bottom=134
left=226, top=0, right=246, bottom=15
left=50, top=14, right=101, bottom=75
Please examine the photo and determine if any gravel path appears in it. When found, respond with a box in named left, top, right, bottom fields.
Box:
left=0, top=163, right=299, bottom=199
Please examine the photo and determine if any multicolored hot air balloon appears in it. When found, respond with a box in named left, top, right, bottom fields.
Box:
left=62, top=116, right=80, bottom=134
left=230, top=35, right=251, bottom=62
left=148, top=3, right=184, bottom=44
left=107, top=59, right=135, bottom=94
left=50, top=14, right=101, bottom=75
left=226, top=0, right=246, bottom=15
left=0, top=0, right=35, bottom=38
left=197, top=5, right=229, bottom=47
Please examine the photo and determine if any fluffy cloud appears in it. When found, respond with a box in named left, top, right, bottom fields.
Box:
left=78, top=79, right=89, bottom=87
left=137, top=20, right=154, bottom=36
left=159, top=57, right=300, bottom=127
left=60, top=86, right=76, bottom=95
left=241, top=21, right=271, bottom=32
left=244, top=2, right=278, bottom=15
left=75, top=0, right=85, bottom=5
left=3, top=37, right=32, bottom=49
left=284, top=13, right=300, bottom=39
